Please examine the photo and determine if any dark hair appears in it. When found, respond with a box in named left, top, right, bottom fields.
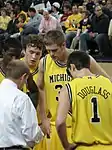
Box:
left=6, top=60, right=30, bottom=79
left=25, top=34, right=44, bottom=50
left=19, top=14, right=26, bottom=22
left=6, top=1, right=13, bottom=5
left=63, top=4, right=71, bottom=10
left=1, top=7, right=7, bottom=14
left=44, top=30, right=65, bottom=46
left=95, top=5, right=102, bottom=11
left=10, top=9, right=18, bottom=17
left=52, top=5, right=59, bottom=11
left=3, top=38, right=22, bottom=56
left=1, top=38, right=22, bottom=71
left=67, top=51, right=90, bottom=70
left=28, top=7, right=36, bottom=13
left=72, top=4, right=78, bottom=7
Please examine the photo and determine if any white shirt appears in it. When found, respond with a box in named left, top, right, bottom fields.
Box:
left=39, top=15, right=62, bottom=33
left=0, top=79, right=43, bottom=147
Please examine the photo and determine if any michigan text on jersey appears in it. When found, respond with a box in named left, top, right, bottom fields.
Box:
left=49, top=74, right=71, bottom=83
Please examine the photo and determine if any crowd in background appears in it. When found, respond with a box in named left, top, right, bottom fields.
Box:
left=0, top=0, right=112, bottom=58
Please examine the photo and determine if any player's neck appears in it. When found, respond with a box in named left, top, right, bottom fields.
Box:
left=24, top=57, right=38, bottom=71
left=75, top=69, right=95, bottom=78
left=57, top=49, right=68, bottom=64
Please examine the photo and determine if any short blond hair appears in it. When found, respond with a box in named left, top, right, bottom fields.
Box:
left=44, top=30, right=65, bottom=46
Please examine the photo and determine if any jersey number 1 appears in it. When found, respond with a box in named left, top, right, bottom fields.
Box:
left=91, top=97, right=100, bottom=123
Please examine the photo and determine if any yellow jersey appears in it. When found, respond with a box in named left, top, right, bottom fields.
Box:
left=44, top=54, right=72, bottom=126
left=67, top=75, right=112, bottom=145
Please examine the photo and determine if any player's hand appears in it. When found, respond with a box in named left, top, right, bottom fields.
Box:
left=65, top=143, right=76, bottom=150
left=42, top=118, right=51, bottom=136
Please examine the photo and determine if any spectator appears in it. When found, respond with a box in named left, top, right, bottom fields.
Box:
left=17, top=14, right=27, bottom=32
left=106, top=0, right=112, bottom=11
left=65, top=5, right=82, bottom=33
left=20, top=7, right=41, bottom=41
left=99, top=0, right=112, bottom=20
left=86, top=0, right=95, bottom=13
left=14, top=2, right=28, bottom=22
left=60, top=4, right=72, bottom=32
left=82, top=2, right=88, bottom=11
left=5, top=1, right=13, bottom=16
left=60, top=4, right=72, bottom=23
left=61, top=0, right=72, bottom=8
left=39, top=9, right=62, bottom=34
left=7, top=10, right=19, bottom=35
left=79, top=5, right=110, bottom=56
left=0, top=8, right=11, bottom=32
left=70, top=10, right=91, bottom=50
left=51, top=2, right=61, bottom=20
left=78, top=5, right=84, bottom=14
left=65, top=4, right=82, bottom=48
left=25, top=7, right=42, bottom=31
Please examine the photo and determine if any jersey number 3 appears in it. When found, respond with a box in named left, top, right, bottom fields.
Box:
left=55, top=85, right=63, bottom=101
left=91, top=97, right=100, bottom=123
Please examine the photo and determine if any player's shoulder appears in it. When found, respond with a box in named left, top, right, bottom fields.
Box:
left=39, top=54, right=49, bottom=73
left=66, top=78, right=78, bottom=87
left=40, top=54, right=49, bottom=64
left=100, top=75, right=112, bottom=83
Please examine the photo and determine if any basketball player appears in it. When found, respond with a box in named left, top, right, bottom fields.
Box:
left=22, top=34, right=47, bottom=150
left=56, top=51, right=112, bottom=150
left=0, top=38, right=22, bottom=82
left=37, top=30, right=110, bottom=150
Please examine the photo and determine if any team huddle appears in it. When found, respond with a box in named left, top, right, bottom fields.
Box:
left=0, top=30, right=112, bottom=150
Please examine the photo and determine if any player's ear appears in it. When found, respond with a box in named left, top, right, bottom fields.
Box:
left=20, top=73, right=28, bottom=81
left=70, top=64, right=76, bottom=72
left=61, top=42, right=66, bottom=48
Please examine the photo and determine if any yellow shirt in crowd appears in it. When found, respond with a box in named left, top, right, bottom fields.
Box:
left=65, top=13, right=82, bottom=32
left=0, top=16, right=11, bottom=30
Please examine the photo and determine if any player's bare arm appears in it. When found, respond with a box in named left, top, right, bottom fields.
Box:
left=56, top=86, right=75, bottom=150
left=89, top=55, right=110, bottom=79
left=37, top=58, right=50, bottom=135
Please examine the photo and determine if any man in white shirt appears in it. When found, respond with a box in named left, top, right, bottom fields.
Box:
left=0, top=60, right=43, bottom=149
left=39, top=8, right=62, bottom=34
